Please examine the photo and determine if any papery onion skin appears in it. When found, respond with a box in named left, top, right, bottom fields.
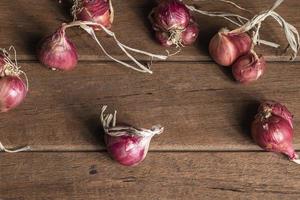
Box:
left=232, top=53, right=266, bottom=83
left=0, top=54, right=6, bottom=76
left=37, top=27, right=78, bottom=71
left=152, top=0, right=191, bottom=31
left=258, top=101, right=293, bottom=128
left=252, top=114, right=298, bottom=160
left=104, top=134, right=151, bottom=166
left=209, top=29, right=252, bottom=66
left=0, top=76, right=27, bottom=112
left=74, top=0, right=113, bottom=29
left=181, top=22, right=199, bottom=46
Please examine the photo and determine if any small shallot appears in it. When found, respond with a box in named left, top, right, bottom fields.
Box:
left=37, top=25, right=78, bottom=71
left=149, top=0, right=199, bottom=47
left=209, top=29, right=252, bottom=66
left=71, top=0, right=114, bottom=30
left=101, top=106, right=163, bottom=166
left=0, top=47, right=28, bottom=112
left=232, top=51, right=266, bottom=83
left=252, top=101, right=300, bottom=164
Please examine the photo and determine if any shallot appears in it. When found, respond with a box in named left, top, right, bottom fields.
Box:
left=101, top=106, right=163, bottom=166
left=38, top=20, right=168, bottom=73
left=209, top=28, right=252, bottom=66
left=232, top=51, right=266, bottom=83
left=71, top=0, right=114, bottom=30
left=0, top=48, right=30, bottom=153
left=37, top=25, right=78, bottom=71
left=252, top=101, right=300, bottom=164
left=149, top=0, right=199, bottom=47
left=0, top=47, right=28, bottom=112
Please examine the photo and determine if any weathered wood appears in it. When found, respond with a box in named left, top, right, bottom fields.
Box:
left=0, top=61, right=299, bottom=151
left=1, top=152, right=299, bottom=200
left=0, top=0, right=299, bottom=61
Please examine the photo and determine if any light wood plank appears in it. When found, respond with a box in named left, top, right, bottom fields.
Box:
left=0, top=0, right=299, bottom=61
left=1, top=152, right=300, bottom=200
left=0, top=61, right=299, bottom=151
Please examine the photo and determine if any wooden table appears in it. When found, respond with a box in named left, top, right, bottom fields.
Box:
left=1, top=0, right=300, bottom=199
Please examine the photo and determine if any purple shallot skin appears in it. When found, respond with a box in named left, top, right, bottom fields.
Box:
left=37, top=27, right=78, bottom=71
left=209, top=29, right=252, bottom=66
left=101, top=106, right=163, bottom=166
left=0, top=76, right=27, bottom=112
left=73, top=0, right=113, bottom=30
left=252, top=101, right=300, bottom=163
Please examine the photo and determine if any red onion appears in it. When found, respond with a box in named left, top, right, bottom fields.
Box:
left=252, top=101, right=300, bottom=164
left=101, top=106, right=163, bottom=166
left=232, top=51, right=266, bottom=83
left=150, top=0, right=199, bottom=47
left=209, top=29, right=252, bottom=66
left=72, top=0, right=114, bottom=30
left=0, top=48, right=28, bottom=112
left=37, top=26, right=78, bottom=71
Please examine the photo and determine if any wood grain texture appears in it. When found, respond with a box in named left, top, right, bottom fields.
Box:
left=0, top=0, right=299, bottom=61
left=1, top=152, right=300, bottom=200
left=1, top=61, right=299, bottom=151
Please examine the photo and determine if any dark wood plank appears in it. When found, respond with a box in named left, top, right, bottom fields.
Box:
left=1, top=152, right=300, bottom=200
left=0, top=0, right=299, bottom=61
left=0, top=61, right=300, bottom=151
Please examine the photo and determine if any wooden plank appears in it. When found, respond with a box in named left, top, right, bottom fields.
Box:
left=1, top=152, right=300, bottom=199
left=0, top=0, right=299, bottom=61
left=0, top=61, right=300, bottom=151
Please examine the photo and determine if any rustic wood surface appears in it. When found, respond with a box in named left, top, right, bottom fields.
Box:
left=1, top=152, right=300, bottom=200
left=1, top=61, right=300, bottom=151
left=0, top=0, right=300, bottom=199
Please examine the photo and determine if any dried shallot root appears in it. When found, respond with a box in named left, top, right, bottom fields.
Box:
left=0, top=47, right=28, bottom=112
left=0, top=141, right=30, bottom=153
left=252, top=101, right=300, bottom=164
left=100, top=106, right=164, bottom=166
left=71, top=0, right=114, bottom=30
left=149, top=0, right=200, bottom=48
left=37, top=21, right=168, bottom=73
left=207, top=0, right=300, bottom=83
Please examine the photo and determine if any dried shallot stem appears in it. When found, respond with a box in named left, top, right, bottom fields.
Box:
left=100, top=105, right=163, bottom=137
left=193, top=0, right=252, bottom=14
left=186, top=5, right=249, bottom=26
left=0, top=141, right=30, bottom=153
left=231, top=0, right=299, bottom=60
left=187, top=1, right=280, bottom=48
left=0, top=46, right=29, bottom=90
left=292, top=159, right=300, bottom=164
left=63, top=21, right=168, bottom=74
left=71, top=0, right=83, bottom=21
left=269, top=11, right=300, bottom=60
left=232, top=0, right=284, bottom=33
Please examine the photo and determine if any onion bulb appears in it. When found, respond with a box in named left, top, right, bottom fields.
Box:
left=72, top=0, right=114, bottom=30
left=101, top=106, right=164, bottom=166
left=209, top=28, right=252, bottom=66
left=0, top=48, right=28, bottom=112
left=37, top=26, right=78, bottom=71
left=232, top=51, right=266, bottom=83
left=252, top=101, right=300, bottom=164
left=150, top=0, right=199, bottom=47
